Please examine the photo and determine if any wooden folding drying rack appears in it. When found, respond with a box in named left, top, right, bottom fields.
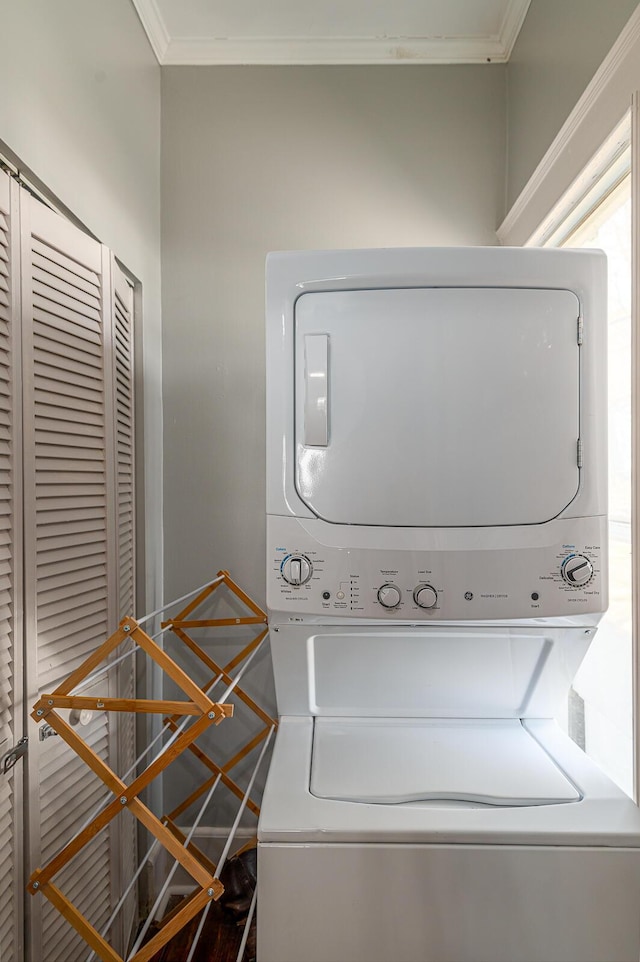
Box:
left=28, top=571, right=276, bottom=962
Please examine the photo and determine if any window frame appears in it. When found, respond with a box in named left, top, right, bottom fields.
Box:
left=498, top=6, right=640, bottom=799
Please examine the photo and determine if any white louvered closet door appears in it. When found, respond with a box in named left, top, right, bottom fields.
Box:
left=21, top=192, right=129, bottom=962
left=0, top=169, right=24, bottom=962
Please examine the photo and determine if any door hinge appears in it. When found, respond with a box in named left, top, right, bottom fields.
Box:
left=0, top=156, right=19, bottom=180
left=39, top=723, right=59, bottom=741
left=577, top=314, right=584, bottom=345
left=1, top=735, right=28, bottom=774
left=577, top=438, right=583, bottom=468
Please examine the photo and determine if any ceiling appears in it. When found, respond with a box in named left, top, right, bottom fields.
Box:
left=132, top=0, right=532, bottom=65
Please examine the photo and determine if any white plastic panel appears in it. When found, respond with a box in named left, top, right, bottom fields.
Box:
left=307, top=630, right=549, bottom=716
left=310, top=718, right=579, bottom=805
left=258, top=842, right=640, bottom=962
left=294, top=287, right=580, bottom=527
left=267, top=514, right=607, bottom=623
left=269, top=624, right=593, bottom=718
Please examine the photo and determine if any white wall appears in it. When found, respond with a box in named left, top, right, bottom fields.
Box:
left=0, top=0, right=163, bottom=614
left=506, top=0, right=639, bottom=211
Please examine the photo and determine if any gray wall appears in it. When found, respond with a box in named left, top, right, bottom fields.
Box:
left=0, top=0, right=163, bottom=614
left=161, top=63, right=506, bottom=823
left=161, top=64, right=506, bottom=609
left=506, top=0, right=639, bottom=210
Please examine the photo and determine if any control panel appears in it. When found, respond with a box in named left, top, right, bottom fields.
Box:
left=267, top=515, right=607, bottom=621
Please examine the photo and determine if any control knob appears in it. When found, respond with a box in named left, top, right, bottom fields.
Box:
left=561, top=554, right=593, bottom=587
left=377, top=584, right=402, bottom=609
left=281, top=554, right=313, bottom=586
left=413, top=584, right=438, bottom=609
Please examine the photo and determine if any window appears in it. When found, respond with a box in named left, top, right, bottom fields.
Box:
left=497, top=9, right=640, bottom=802
left=547, top=162, right=633, bottom=796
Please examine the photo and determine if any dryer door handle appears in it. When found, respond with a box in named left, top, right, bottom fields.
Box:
left=304, top=334, right=329, bottom=446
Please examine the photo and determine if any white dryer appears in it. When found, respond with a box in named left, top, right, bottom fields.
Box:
left=258, top=247, right=640, bottom=962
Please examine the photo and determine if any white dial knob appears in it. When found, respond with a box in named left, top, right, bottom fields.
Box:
left=281, top=554, right=312, bottom=586
left=377, top=584, right=401, bottom=609
left=561, top=554, right=593, bottom=587
left=414, top=584, right=438, bottom=609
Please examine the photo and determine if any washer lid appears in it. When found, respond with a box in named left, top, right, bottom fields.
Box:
left=310, top=718, right=580, bottom=806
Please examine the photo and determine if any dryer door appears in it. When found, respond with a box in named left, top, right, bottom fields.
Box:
left=294, top=287, right=580, bottom=527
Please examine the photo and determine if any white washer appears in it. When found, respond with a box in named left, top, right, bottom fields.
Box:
left=259, top=248, right=640, bottom=962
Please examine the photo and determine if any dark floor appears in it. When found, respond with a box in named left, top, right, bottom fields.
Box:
left=146, top=895, right=256, bottom=962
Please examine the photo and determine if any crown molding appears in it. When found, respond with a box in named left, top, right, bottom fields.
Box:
left=498, top=0, right=531, bottom=60
left=161, top=35, right=510, bottom=66
left=131, top=0, right=170, bottom=63
left=131, top=0, right=531, bottom=66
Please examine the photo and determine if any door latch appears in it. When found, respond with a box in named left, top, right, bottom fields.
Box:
left=1, top=735, right=28, bottom=774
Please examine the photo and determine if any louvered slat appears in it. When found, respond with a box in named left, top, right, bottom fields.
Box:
left=33, top=262, right=104, bottom=311
left=34, top=558, right=106, bottom=592
left=33, top=305, right=102, bottom=346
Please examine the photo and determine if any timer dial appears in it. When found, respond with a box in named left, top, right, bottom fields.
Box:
left=377, top=584, right=402, bottom=609
left=414, top=584, right=438, bottom=609
left=281, top=554, right=312, bottom=586
left=561, top=554, right=593, bottom=587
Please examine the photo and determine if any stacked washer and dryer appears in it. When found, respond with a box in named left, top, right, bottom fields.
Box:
left=257, top=247, right=640, bottom=962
